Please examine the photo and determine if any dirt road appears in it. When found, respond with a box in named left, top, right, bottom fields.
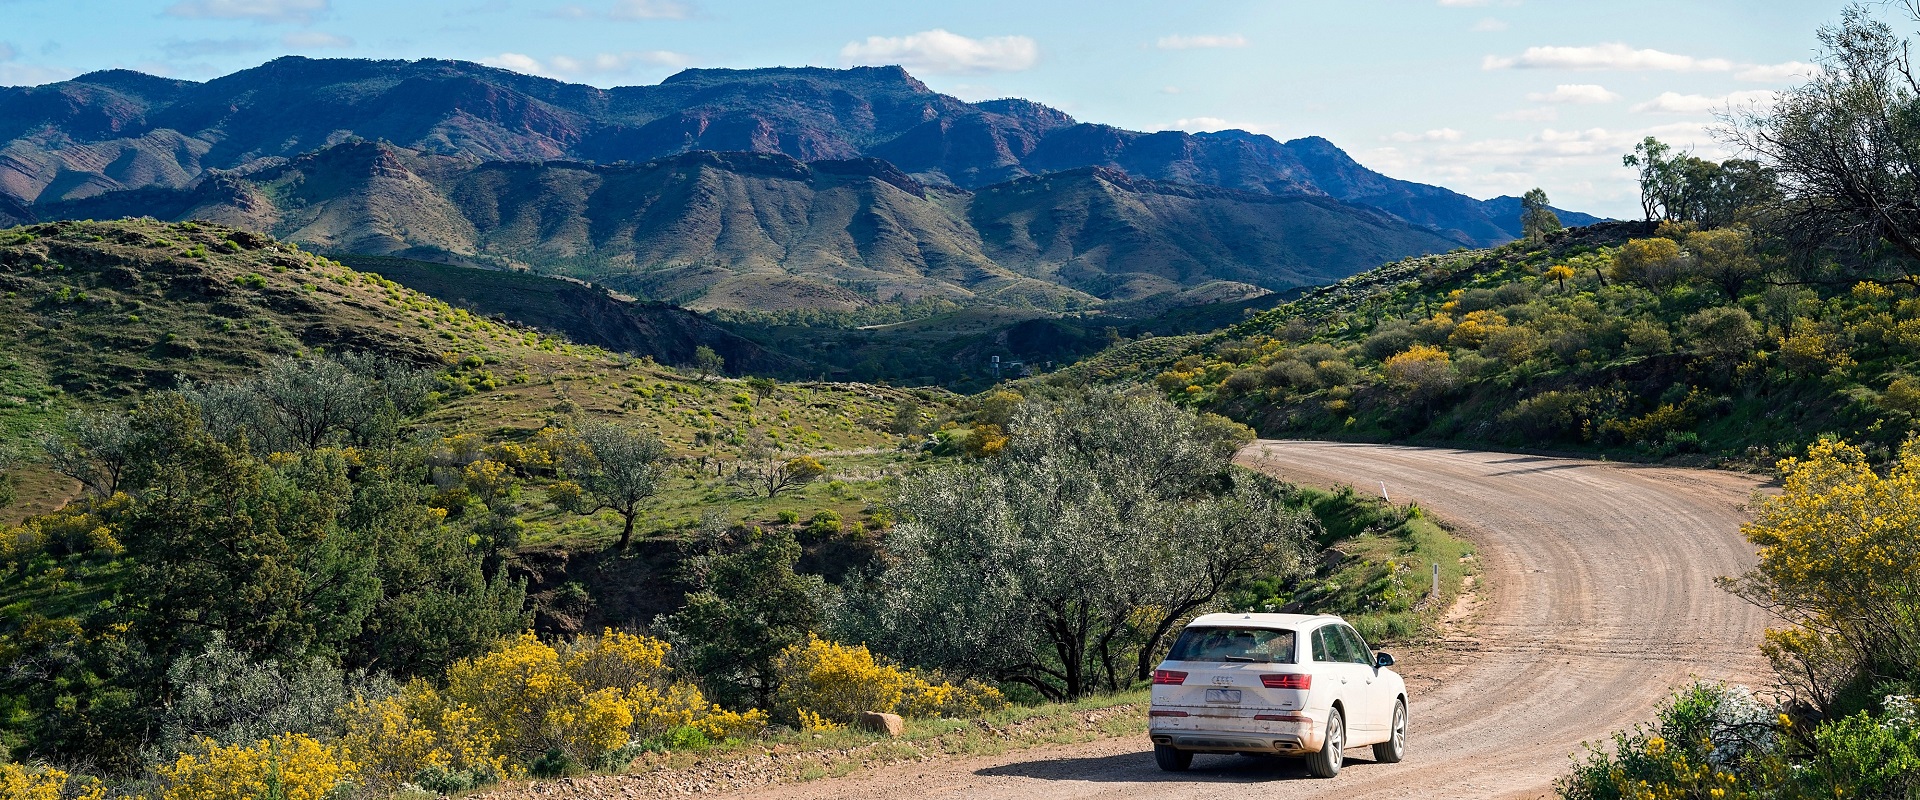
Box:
left=714, top=442, right=1774, bottom=800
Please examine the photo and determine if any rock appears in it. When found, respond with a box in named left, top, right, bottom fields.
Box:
left=856, top=711, right=905, bottom=737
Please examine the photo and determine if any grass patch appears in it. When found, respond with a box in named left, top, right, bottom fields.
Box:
left=1228, top=485, right=1477, bottom=644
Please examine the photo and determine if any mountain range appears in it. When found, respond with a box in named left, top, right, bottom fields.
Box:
left=1, top=58, right=1597, bottom=238
left=0, top=57, right=1602, bottom=312
left=12, top=142, right=1468, bottom=311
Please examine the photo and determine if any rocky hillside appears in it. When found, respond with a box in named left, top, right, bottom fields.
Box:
left=21, top=142, right=1467, bottom=311
left=0, top=58, right=1592, bottom=245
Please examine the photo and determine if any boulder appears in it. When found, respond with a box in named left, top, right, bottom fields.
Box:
left=856, top=711, right=905, bottom=737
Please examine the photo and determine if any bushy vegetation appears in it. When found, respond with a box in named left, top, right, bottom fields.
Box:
left=1557, top=439, right=1920, bottom=800
left=0, top=339, right=1373, bottom=797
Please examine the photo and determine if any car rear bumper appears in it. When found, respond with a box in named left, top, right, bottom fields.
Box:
left=1148, top=710, right=1325, bottom=754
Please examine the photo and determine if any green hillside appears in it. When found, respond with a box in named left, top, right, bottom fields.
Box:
left=0, top=218, right=934, bottom=521
left=1045, top=218, right=1920, bottom=466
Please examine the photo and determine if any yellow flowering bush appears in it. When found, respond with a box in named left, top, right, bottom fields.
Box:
left=1724, top=438, right=1920, bottom=708
left=156, top=733, right=354, bottom=800
left=772, top=635, right=1005, bottom=724
left=337, top=685, right=502, bottom=794
left=0, top=764, right=106, bottom=800
left=437, top=630, right=761, bottom=765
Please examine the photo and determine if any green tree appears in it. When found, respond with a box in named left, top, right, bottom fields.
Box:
left=113, top=395, right=526, bottom=674
left=1685, top=227, right=1764, bottom=298
left=1612, top=237, right=1691, bottom=290
left=1683, top=306, right=1761, bottom=367
left=661, top=528, right=823, bottom=708
left=841, top=390, right=1314, bottom=700
left=562, top=422, right=669, bottom=549
left=888, top=398, right=923, bottom=436
left=39, top=410, right=135, bottom=497
left=1521, top=188, right=1563, bottom=239
left=693, top=346, right=725, bottom=381
left=1734, top=6, right=1920, bottom=266
left=743, top=375, right=777, bottom=402
left=1623, top=138, right=1777, bottom=228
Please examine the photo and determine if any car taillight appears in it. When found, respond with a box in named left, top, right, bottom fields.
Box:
left=1261, top=673, right=1312, bottom=690
left=1153, top=669, right=1188, bottom=685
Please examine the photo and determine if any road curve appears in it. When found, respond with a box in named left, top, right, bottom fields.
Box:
left=716, top=442, right=1773, bottom=800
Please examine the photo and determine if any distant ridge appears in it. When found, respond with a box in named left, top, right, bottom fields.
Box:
left=0, top=57, right=1600, bottom=245
left=22, top=142, right=1469, bottom=312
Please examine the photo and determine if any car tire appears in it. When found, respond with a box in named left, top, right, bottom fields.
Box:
left=1373, top=699, right=1407, bottom=763
left=1382, top=698, right=1413, bottom=759
left=1306, top=708, right=1344, bottom=778
left=1154, top=744, right=1193, bottom=772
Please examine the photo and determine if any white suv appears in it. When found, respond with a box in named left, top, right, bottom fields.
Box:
left=1147, top=613, right=1408, bottom=778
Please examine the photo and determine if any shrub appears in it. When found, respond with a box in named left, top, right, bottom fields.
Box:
left=337, top=686, right=501, bottom=795
left=803, top=511, right=843, bottom=541
left=156, top=733, right=354, bottom=800
left=1557, top=682, right=1779, bottom=800
left=1383, top=345, right=1457, bottom=401
left=1724, top=439, right=1920, bottom=711
left=771, top=635, right=1004, bottom=725
left=411, top=630, right=763, bottom=768
left=1806, top=697, right=1920, bottom=798
left=152, top=634, right=361, bottom=763
left=0, top=764, right=105, bottom=800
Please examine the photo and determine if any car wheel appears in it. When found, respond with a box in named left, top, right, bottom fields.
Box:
left=1306, top=708, right=1344, bottom=778
left=1154, top=744, right=1193, bottom=772
left=1373, top=699, right=1407, bottom=763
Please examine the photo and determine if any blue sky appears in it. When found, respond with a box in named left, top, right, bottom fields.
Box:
left=0, top=0, right=1853, bottom=217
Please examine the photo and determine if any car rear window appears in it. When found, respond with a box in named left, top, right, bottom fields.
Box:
left=1167, top=627, right=1296, bottom=664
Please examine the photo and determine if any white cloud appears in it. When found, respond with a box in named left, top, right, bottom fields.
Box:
left=1357, top=118, right=1735, bottom=217
left=1156, top=34, right=1247, bottom=50
left=281, top=31, right=353, bottom=49
left=1472, top=18, right=1509, bottom=32
left=1484, top=42, right=1734, bottom=72
left=840, top=29, right=1039, bottom=75
left=1631, top=89, right=1777, bottom=114
left=554, top=0, right=693, bottom=20
left=1526, top=83, right=1619, bottom=104
left=163, top=0, right=328, bottom=23
left=0, top=62, right=73, bottom=86
left=609, top=0, right=691, bottom=18
left=484, top=52, right=543, bottom=74
left=482, top=50, right=689, bottom=80
left=1735, top=60, right=1819, bottom=82
left=1387, top=128, right=1465, bottom=142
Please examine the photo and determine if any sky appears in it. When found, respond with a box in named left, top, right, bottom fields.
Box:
left=0, top=0, right=1862, bottom=217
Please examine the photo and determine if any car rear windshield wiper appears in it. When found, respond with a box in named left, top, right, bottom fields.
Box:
left=1223, top=655, right=1259, bottom=662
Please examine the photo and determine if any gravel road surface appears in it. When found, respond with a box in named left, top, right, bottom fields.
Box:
left=705, top=442, right=1774, bottom=800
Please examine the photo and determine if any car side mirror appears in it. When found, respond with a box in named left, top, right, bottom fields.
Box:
left=1375, top=651, right=1394, bottom=668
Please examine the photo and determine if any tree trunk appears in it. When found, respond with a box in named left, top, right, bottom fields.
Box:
left=618, top=506, right=636, bottom=549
